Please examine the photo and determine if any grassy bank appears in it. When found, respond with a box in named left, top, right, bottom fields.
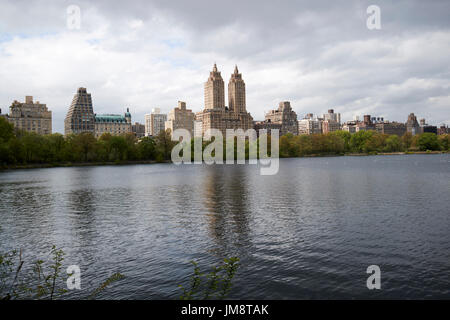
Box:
left=1, top=150, right=448, bottom=171
left=0, top=159, right=171, bottom=171
left=280, top=150, right=448, bottom=159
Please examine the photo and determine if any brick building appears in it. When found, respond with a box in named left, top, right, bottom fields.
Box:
left=5, top=96, right=52, bottom=135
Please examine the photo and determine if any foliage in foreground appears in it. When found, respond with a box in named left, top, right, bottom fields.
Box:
left=178, top=257, right=240, bottom=300
left=0, top=246, right=124, bottom=300
left=2, top=241, right=240, bottom=300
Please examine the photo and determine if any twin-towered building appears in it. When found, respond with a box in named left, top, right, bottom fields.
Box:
left=195, top=64, right=254, bottom=136
left=64, top=87, right=132, bottom=137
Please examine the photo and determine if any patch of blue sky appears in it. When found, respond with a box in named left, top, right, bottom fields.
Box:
left=0, top=31, right=58, bottom=43
left=162, top=39, right=185, bottom=49
left=0, top=33, right=14, bottom=43
left=87, top=39, right=101, bottom=45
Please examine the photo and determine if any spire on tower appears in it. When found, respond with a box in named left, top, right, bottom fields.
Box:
left=234, top=65, right=239, bottom=74
left=213, top=63, right=218, bottom=72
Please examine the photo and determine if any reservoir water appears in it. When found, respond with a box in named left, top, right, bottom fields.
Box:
left=1, top=154, right=449, bottom=299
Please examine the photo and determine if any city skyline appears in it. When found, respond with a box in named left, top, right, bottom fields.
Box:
left=0, top=0, right=449, bottom=133
left=1, top=78, right=447, bottom=136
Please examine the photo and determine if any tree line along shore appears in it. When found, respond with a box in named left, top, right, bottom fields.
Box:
left=1, top=117, right=449, bottom=169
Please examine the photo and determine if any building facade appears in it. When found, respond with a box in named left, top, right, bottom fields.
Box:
left=371, top=116, right=385, bottom=124
left=94, top=109, right=132, bottom=138
left=195, top=64, right=254, bottom=136
left=64, top=87, right=133, bottom=137
left=323, top=109, right=341, bottom=124
left=342, top=121, right=358, bottom=133
left=4, top=96, right=52, bottom=135
left=254, top=120, right=282, bottom=137
left=265, top=101, right=298, bottom=135
left=165, top=101, right=195, bottom=137
left=422, top=125, right=438, bottom=135
left=438, top=125, right=449, bottom=135
left=132, top=122, right=146, bottom=138
left=419, top=118, right=437, bottom=135
left=355, top=115, right=376, bottom=132
left=322, top=120, right=341, bottom=134
left=194, top=120, right=203, bottom=138
left=228, top=65, right=246, bottom=113
left=375, top=122, right=407, bottom=136
left=145, top=108, right=167, bottom=136
left=298, top=114, right=323, bottom=135
left=204, top=63, right=225, bottom=111
left=406, top=113, right=420, bottom=135
left=65, top=87, right=95, bottom=135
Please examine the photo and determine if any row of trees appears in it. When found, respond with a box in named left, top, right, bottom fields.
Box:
left=0, top=117, right=176, bottom=165
left=279, top=130, right=449, bottom=158
left=1, top=117, right=449, bottom=166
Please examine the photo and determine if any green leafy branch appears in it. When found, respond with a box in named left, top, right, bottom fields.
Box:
left=0, top=245, right=125, bottom=300
left=179, top=257, right=240, bottom=300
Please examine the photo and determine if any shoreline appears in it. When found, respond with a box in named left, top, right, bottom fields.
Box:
left=0, top=151, right=447, bottom=171
left=0, top=160, right=171, bottom=171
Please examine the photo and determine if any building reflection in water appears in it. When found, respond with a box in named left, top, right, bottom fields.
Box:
left=203, top=165, right=251, bottom=257
left=61, top=168, right=98, bottom=262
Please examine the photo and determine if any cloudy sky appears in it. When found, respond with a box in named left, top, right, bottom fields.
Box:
left=0, top=0, right=449, bottom=133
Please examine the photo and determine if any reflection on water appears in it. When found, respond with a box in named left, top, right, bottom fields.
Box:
left=0, top=155, right=450, bottom=299
left=204, top=165, right=251, bottom=255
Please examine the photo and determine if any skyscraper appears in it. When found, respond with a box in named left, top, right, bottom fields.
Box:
left=228, top=65, right=246, bottom=113
left=196, top=64, right=253, bottom=136
left=204, top=63, right=225, bottom=110
left=64, top=87, right=95, bottom=135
